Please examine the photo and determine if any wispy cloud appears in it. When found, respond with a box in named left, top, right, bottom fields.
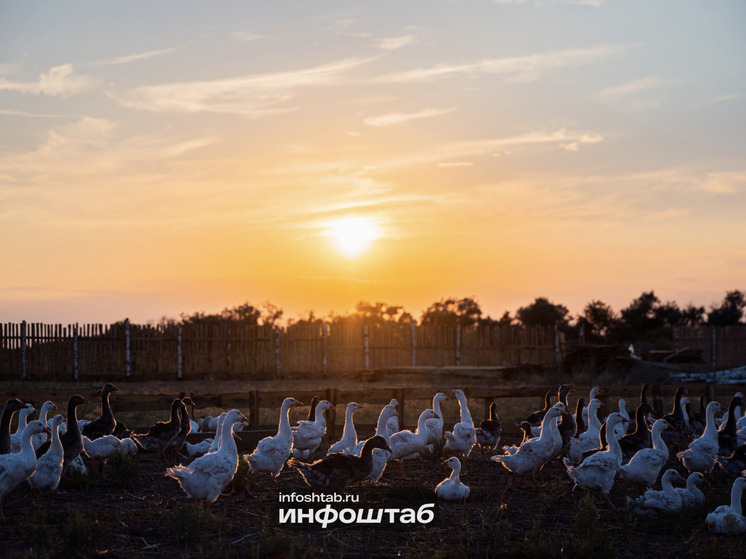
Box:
left=88, top=47, right=179, bottom=66
left=364, top=107, right=454, bottom=127
left=231, top=31, right=265, bottom=42
left=112, top=57, right=374, bottom=115
left=0, top=64, right=94, bottom=96
left=699, top=171, right=746, bottom=194
left=0, top=109, right=76, bottom=119
left=377, top=34, right=418, bottom=51
left=597, top=76, right=667, bottom=101
left=372, top=45, right=624, bottom=83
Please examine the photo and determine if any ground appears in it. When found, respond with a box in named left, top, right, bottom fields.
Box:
left=1, top=429, right=744, bottom=559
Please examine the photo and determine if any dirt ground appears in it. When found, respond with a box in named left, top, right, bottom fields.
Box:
left=1, top=427, right=744, bottom=559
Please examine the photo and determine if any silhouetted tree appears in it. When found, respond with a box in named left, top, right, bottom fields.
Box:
left=354, top=301, right=413, bottom=325
left=180, top=301, right=282, bottom=326
left=516, top=297, right=570, bottom=328
left=577, top=300, right=616, bottom=342
left=707, top=290, right=745, bottom=326
left=680, top=303, right=706, bottom=326
left=420, top=297, right=483, bottom=328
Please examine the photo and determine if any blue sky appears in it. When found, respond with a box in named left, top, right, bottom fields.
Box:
left=1, top=1, right=745, bottom=324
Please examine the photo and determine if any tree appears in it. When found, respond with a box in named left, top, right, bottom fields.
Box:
left=354, top=301, right=413, bottom=325
left=515, top=297, right=570, bottom=328
left=577, top=300, right=616, bottom=342
left=420, top=297, right=483, bottom=327
left=707, top=290, right=745, bottom=326
left=680, top=304, right=706, bottom=326
left=180, top=301, right=283, bottom=326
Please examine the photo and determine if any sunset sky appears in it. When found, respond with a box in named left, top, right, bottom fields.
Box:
left=1, top=1, right=745, bottom=325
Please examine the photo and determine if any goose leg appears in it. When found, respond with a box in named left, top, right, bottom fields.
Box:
left=397, top=460, right=410, bottom=480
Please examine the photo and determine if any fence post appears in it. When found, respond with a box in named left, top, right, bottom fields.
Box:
left=125, top=318, right=131, bottom=379
left=226, top=326, right=232, bottom=375
left=177, top=325, right=183, bottom=380
left=275, top=326, right=281, bottom=378
left=364, top=325, right=370, bottom=371
left=711, top=328, right=717, bottom=369
left=20, top=320, right=27, bottom=380
left=73, top=325, right=79, bottom=382
left=411, top=321, right=417, bottom=367
left=455, top=324, right=461, bottom=366
left=322, top=323, right=328, bottom=377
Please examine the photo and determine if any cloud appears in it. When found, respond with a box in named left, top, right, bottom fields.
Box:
left=0, top=64, right=94, bottom=96
left=112, top=57, right=374, bottom=115
left=378, top=35, right=417, bottom=50
left=373, top=45, right=624, bottom=83
left=364, top=107, right=454, bottom=127
left=596, top=77, right=668, bottom=103
left=437, top=162, right=474, bottom=168
left=699, top=172, right=746, bottom=194
left=88, top=47, right=179, bottom=66
left=231, top=31, right=265, bottom=42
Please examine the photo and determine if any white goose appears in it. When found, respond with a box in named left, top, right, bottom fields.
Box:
left=352, top=403, right=397, bottom=484
left=386, top=398, right=400, bottom=437
left=82, top=435, right=122, bottom=476
left=244, top=398, right=302, bottom=497
left=292, top=399, right=332, bottom=460
left=676, top=472, right=705, bottom=508
left=443, top=389, right=476, bottom=459
left=613, top=399, right=630, bottom=438
left=167, top=409, right=246, bottom=507
left=426, top=392, right=448, bottom=444
left=582, top=387, right=600, bottom=425
left=628, top=469, right=686, bottom=515
left=32, top=401, right=57, bottom=451
left=0, top=420, right=49, bottom=520
left=10, top=404, right=34, bottom=453
left=565, top=412, right=628, bottom=511
left=186, top=438, right=214, bottom=457
left=28, top=414, right=65, bottom=505
left=435, top=456, right=470, bottom=501
left=705, top=476, right=746, bottom=535
left=567, top=399, right=603, bottom=465
left=677, top=401, right=721, bottom=475
left=618, top=419, right=669, bottom=488
left=387, top=409, right=439, bottom=478
left=327, top=402, right=362, bottom=455
left=492, top=405, right=564, bottom=487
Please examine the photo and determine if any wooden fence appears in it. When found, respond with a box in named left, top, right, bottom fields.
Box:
left=0, top=321, right=564, bottom=381
left=674, top=325, right=746, bottom=370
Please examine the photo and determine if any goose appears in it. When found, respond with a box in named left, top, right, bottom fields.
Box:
left=443, top=389, right=476, bottom=459
left=679, top=397, right=693, bottom=436
left=352, top=403, right=398, bottom=485
left=32, top=401, right=57, bottom=451
left=564, top=412, right=628, bottom=512
left=566, top=399, right=603, bottom=465
left=435, top=456, right=470, bottom=501
left=716, top=444, right=746, bottom=477
left=186, top=438, right=214, bottom=457
left=0, top=399, right=26, bottom=455
left=82, top=435, right=121, bottom=476
left=581, top=387, right=600, bottom=426
left=618, top=419, right=670, bottom=490
left=289, top=435, right=391, bottom=490
left=28, top=414, right=65, bottom=505
left=35, top=395, right=88, bottom=470
left=677, top=401, right=721, bottom=475
left=689, top=394, right=708, bottom=434
left=613, top=399, right=630, bottom=438
left=169, top=398, right=195, bottom=454
left=628, top=469, right=686, bottom=515
left=619, top=402, right=654, bottom=463
left=327, top=402, right=362, bottom=455
left=492, top=405, right=564, bottom=487
left=425, top=392, right=448, bottom=444
left=207, top=413, right=227, bottom=454
left=0, top=420, right=49, bottom=520
left=705, top=476, right=746, bottom=535
left=676, top=472, right=705, bottom=508
left=387, top=409, right=439, bottom=478
left=118, top=437, right=138, bottom=456
left=292, top=399, right=332, bottom=459
left=81, top=383, right=119, bottom=440
left=573, top=397, right=586, bottom=437
left=166, top=409, right=246, bottom=508
left=10, top=404, right=35, bottom=453
left=502, top=421, right=537, bottom=455
left=475, top=401, right=501, bottom=459
left=198, top=416, right=218, bottom=433
left=386, top=398, right=400, bottom=438
left=244, top=397, right=302, bottom=497
left=627, top=384, right=651, bottom=432
left=661, top=386, right=688, bottom=446
left=526, top=388, right=554, bottom=429
left=718, top=394, right=744, bottom=456
left=132, top=398, right=183, bottom=456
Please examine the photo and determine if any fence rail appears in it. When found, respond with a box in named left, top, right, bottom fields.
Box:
left=0, top=321, right=564, bottom=381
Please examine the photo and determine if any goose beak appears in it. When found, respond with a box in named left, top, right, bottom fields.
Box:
left=292, top=399, right=303, bottom=406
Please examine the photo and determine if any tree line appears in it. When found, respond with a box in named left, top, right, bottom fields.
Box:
left=162, top=289, right=745, bottom=349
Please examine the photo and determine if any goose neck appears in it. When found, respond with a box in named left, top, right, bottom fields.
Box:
left=703, top=405, right=719, bottom=438
left=730, top=481, right=745, bottom=516
left=278, top=402, right=294, bottom=437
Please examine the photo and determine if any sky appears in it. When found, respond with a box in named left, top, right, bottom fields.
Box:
left=1, top=1, right=745, bottom=326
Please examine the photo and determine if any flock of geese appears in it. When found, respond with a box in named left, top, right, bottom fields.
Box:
left=0, top=383, right=745, bottom=536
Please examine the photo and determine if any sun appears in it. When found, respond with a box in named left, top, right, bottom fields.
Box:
left=324, top=216, right=382, bottom=258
